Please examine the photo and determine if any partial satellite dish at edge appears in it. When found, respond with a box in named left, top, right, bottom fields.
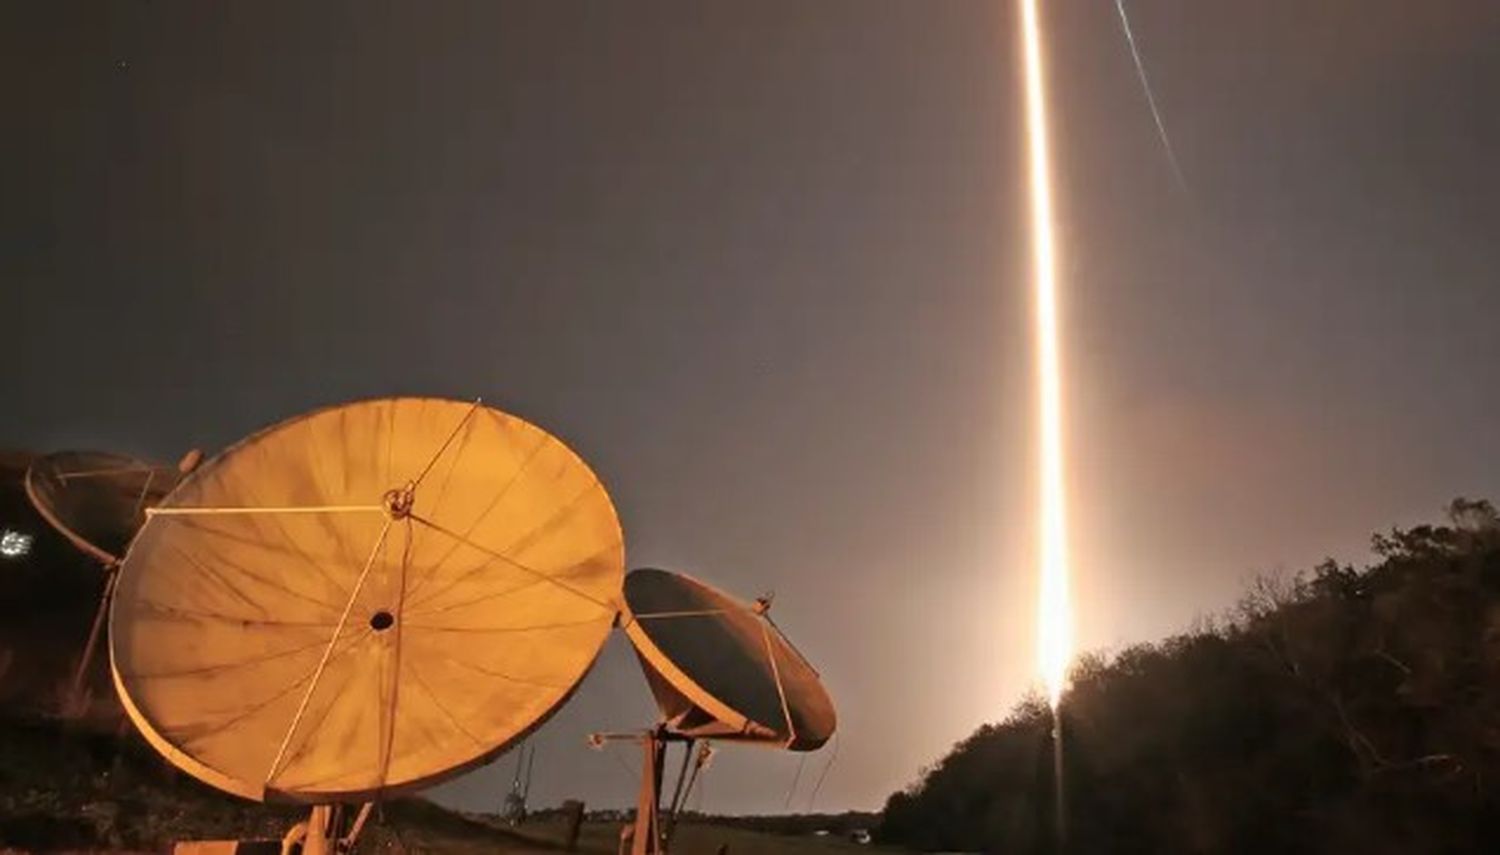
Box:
left=25, top=450, right=186, bottom=566
left=24, top=449, right=194, bottom=717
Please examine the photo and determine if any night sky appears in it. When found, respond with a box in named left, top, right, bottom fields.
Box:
left=4, top=1, right=1500, bottom=815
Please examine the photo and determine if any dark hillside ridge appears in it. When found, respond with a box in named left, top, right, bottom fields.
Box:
left=881, top=499, right=1500, bottom=855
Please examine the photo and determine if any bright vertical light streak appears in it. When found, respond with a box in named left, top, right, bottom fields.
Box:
left=1020, top=0, right=1073, bottom=710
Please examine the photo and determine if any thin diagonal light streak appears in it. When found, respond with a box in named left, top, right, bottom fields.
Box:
left=1115, top=0, right=1187, bottom=192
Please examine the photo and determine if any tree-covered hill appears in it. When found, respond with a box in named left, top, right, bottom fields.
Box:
left=880, top=500, right=1500, bottom=854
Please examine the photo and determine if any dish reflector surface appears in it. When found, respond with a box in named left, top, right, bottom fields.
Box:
left=110, top=398, right=624, bottom=802
left=621, top=568, right=835, bottom=751
left=26, top=451, right=183, bottom=565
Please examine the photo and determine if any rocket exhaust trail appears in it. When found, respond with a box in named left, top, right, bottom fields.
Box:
left=1020, top=4, right=1072, bottom=843
left=1019, top=0, right=1073, bottom=713
left=1115, top=0, right=1188, bottom=193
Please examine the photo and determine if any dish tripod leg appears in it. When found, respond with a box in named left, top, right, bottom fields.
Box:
left=282, top=803, right=373, bottom=855
left=67, top=566, right=117, bottom=717
left=617, top=730, right=707, bottom=855
left=628, top=731, right=667, bottom=855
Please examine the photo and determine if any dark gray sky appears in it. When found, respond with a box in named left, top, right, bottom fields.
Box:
left=4, top=0, right=1499, bottom=815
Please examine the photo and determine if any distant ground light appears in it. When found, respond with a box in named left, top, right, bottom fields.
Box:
left=1, top=529, right=34, bottom=559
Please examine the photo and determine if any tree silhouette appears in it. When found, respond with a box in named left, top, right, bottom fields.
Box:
left=880, top=500, right=1500, bottom=854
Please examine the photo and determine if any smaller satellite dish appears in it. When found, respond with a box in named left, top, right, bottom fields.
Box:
left=25, top=451, right=184, bottom=566
left=620, top=568, right=835, bottom=751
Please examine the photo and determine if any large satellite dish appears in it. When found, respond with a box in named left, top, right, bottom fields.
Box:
left=110, top=397, right=624, bottom=806
left=26, top=450, right=186, bottom=566
left=620, top=567, right=835, bottom=750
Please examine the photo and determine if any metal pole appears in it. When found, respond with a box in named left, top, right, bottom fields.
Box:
left=68, top=566, right=117, bottom=717
left=301, top=805, right=336, bottom=855
left=663, top=738, right=695, bottom=845
left=631, top=731, right=666, bottom=855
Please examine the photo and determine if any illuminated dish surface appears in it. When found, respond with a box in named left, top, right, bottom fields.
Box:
left=110, top=397, right=624, bottom=802
left=621, top=567, right=835, bottom=751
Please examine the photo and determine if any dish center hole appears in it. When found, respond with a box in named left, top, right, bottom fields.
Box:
left=370, top=610, right=395, bottom=632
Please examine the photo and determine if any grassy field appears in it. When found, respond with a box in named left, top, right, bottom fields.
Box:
left=0, top=715, right=885, bottom=854
left=510, top=817, right=876, bottom=855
